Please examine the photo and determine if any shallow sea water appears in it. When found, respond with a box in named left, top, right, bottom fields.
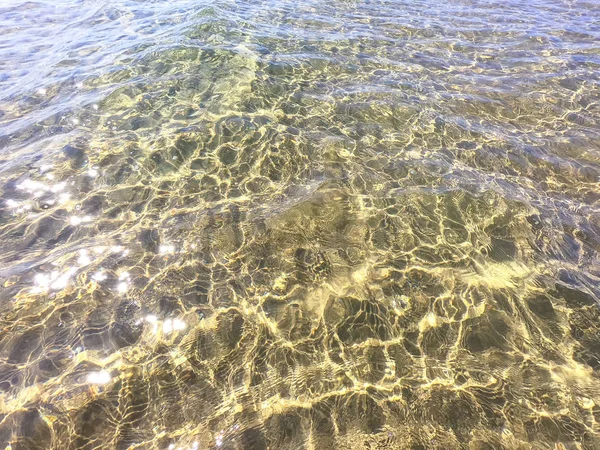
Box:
left=1, top=0, right=600, bottom=448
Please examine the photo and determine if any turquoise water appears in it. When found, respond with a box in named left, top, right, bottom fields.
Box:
left=1, top=0, right=600, bottom=448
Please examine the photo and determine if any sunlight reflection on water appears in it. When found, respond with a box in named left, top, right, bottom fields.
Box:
left=0, top=0, right=600, bottom=448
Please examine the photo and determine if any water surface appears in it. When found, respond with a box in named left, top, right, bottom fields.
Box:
left=1, top=0, right=600, bottom=448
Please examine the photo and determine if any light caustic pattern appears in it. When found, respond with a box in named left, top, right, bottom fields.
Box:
left=0, top=0, right=600, bottom=449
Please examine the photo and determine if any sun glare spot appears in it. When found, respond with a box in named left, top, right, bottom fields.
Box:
left=163, top=318, right=186, bottom=334
left=86, top=371, right=111, bottom=385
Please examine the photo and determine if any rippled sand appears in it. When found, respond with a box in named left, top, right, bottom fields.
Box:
left=1, top=0, right=600, bottom=449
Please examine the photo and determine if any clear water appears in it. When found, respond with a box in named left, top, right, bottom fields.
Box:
left=1, top=0, right=600, bottom=448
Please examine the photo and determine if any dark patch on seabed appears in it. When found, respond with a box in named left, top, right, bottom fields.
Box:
left=0, top=0, right=600, bottom=448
